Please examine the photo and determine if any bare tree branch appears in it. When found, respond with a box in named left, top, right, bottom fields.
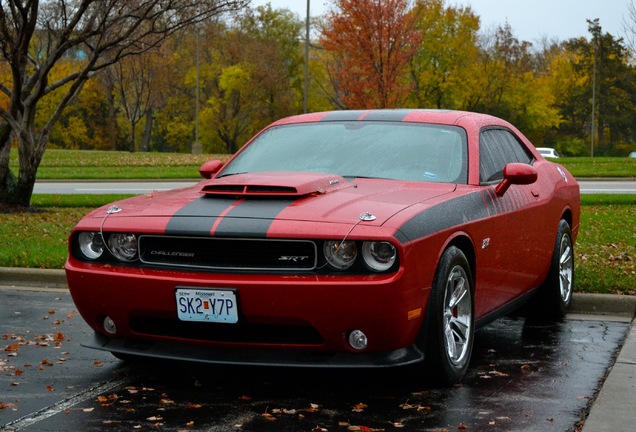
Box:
left=0, top=0, right=248, bottom=206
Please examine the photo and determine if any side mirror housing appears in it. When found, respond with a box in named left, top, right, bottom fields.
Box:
left=199, top=160, right=224, bottom=179
left=495, top=163, right=538, bottom=197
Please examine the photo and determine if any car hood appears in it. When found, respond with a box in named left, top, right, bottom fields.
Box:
left=90, top=172, right=457, bottom=229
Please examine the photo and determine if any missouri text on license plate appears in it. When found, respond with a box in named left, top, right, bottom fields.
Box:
left=176, top=288, right=238, bottom=323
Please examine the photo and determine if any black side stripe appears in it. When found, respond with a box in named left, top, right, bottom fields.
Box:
left=394, top=192, right=490, bottom=244
left=394, top=186, right=536, bottom=244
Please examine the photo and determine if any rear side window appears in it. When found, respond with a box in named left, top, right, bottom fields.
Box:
left=479, top=128, right=533, bottom=183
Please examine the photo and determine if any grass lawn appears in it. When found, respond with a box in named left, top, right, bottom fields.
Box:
left=10, top=150, right=232, bottom=179
left=576, top=195, right=636, bottom=295
left=1, top=194, right=634, bottom=295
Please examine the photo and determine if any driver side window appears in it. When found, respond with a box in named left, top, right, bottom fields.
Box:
left=480, top=128, right=533, bottom=183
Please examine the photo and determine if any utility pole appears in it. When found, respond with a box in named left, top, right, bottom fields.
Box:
left=193, top=25, right=202, bottom=154
left=304, top=0, right=310, bottom=113
left=591, top=36, right=596, bottom=158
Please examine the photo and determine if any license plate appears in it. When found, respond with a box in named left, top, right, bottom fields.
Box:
left=176, top=288, right=239, bottom=323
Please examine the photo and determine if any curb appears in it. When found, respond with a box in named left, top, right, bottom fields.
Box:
left=1, top=267, right=635, bottom=319
left=571, top=293, right=636, bottom=319
left=0, top=267, right=68, bottom=289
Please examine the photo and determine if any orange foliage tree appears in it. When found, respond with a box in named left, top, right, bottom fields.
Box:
left=320, top=0, right=422, bottom=109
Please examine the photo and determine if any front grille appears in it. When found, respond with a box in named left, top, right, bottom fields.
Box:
left=139, top=236, right=317, bottom=271
left=130, top=316, right=323, bottom=345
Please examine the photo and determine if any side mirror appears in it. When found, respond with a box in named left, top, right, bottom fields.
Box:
left=199, top=160, right=224, bottom=179
left=495, top=163, right=538, bottom=197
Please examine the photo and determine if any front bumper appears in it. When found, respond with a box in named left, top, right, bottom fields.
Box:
left=66, top=256, right=430, bottom=357
left=85, top=332, right=426, bottom=368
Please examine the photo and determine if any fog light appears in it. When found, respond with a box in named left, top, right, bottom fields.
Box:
left=348, top=329, right=368, bottom=350
left=103, top=316, right=117, bottom=335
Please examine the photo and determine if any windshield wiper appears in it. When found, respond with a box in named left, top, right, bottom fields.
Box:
left=216, top=172, right=248, bottom=179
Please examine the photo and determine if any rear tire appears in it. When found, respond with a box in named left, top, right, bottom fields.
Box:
left=535, top=219, right=574, bottom=319
left=424, top=246, right=474, bottom=385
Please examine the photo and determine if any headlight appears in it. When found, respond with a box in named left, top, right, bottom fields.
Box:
left=323, top=240, right=357, bottom=270
left=78, top=232, right=105, bottom=260
left=362, top=241, right=397, bottom=272
left=107, top=233, right=138, bottom=261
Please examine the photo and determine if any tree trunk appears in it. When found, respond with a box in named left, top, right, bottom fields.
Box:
left=141, top=109, right=153, bottom=152
left=129, top=122, right=136, bottom=153
left=0, top=152, right=40, bottom=208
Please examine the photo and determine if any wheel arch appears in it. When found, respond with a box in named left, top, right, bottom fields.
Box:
left=561, top=207, right=573, bottom=228
left=444, top=234, right=477, bottom=289
left=415, top=232, right=476, bottom=355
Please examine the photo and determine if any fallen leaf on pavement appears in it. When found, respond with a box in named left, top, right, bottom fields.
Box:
left=352, top=402, right=368, bottom=412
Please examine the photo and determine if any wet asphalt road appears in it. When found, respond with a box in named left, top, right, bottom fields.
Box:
left=0, top=288, right=630, bottom=432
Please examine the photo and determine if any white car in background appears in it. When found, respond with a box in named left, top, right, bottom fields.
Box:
left=537, top=147, right=560, bottom=158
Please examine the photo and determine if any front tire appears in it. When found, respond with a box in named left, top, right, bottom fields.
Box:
left=536, top=219, right=574, bottom=319
left=425, top=246, right=474, bottom=385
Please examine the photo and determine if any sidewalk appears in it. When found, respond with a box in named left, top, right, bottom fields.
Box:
left=1, top=267, right=635, bottom=431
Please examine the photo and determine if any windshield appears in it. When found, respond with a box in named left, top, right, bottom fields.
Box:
left=220, top=121, right=468, bottom=184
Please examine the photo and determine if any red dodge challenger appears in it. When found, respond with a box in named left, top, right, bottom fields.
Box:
left=66, top=110, right=580, bottom=384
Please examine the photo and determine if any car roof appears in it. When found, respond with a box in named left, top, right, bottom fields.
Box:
left=271, top=109, right=509, bottom=128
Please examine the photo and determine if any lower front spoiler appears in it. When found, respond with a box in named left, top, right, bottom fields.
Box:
left=84, top=332, right=425, bottom=369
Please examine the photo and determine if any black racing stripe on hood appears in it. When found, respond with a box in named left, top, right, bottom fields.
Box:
left=394, top=192, right=491, bottom=244
left=213, top=199, right=295, bottom=238
left=165, top=197, right=238, bottom=235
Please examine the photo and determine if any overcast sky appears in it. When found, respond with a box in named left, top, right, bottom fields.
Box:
left=250, top=0, right=632, bottom=43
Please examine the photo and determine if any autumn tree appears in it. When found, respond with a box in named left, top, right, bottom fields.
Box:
left=157, top=5, right=305, bottom=154
left=0, top=0, right=246, bottom=208
left=107, top=48, right=168, bottom=152
left=407, top=0, right=480, bottom=109
left=49, top=73, right=115, bottom=150
left=462, top=24, right=561, bottom=143
left=564, top=20, right=636, bottom=155
left=208, top=5, right=304, bottom=153
left=320, top=0, right=422, bottom=109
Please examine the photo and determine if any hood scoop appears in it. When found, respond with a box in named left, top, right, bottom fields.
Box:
left=200, top=171, right=353, bottom=198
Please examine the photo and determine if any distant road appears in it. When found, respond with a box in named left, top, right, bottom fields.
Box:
left=32, top=179, right=636, bottom=195
left=578, top=180, right=636, bottom=194
left=33, top=180, right=198, bottom=195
